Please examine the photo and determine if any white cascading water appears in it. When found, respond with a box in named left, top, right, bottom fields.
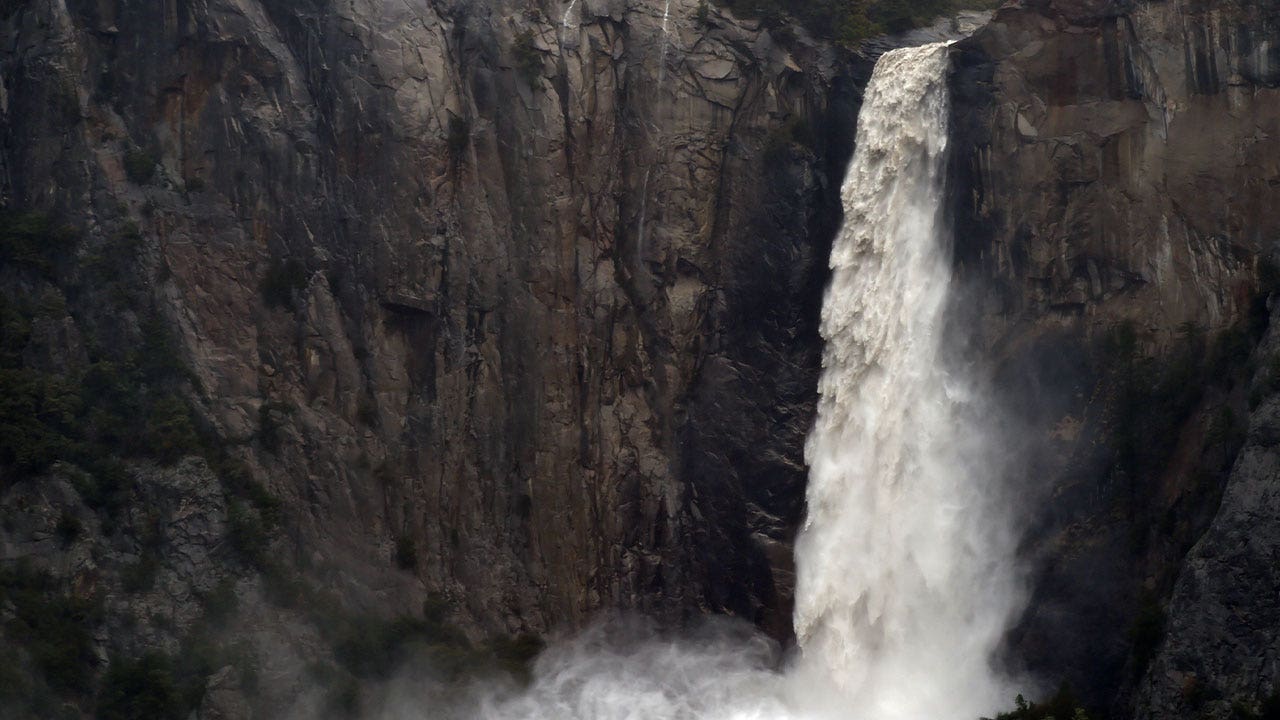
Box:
left=640, top=0, right=674, bottom=264
left=793, top=41, right=1019, bottom=719
left=654, top=0, right=673, bottom=89
left=394, top=41, right=1021, bottom=720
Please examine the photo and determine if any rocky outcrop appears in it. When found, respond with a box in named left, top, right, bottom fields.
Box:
left=0, top=459, right=232, bottom=649
left=949, top=0, right=1280, bottom=711
left=1135, top=300, right=1280, bottom=719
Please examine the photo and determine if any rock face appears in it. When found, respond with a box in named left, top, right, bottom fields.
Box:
left=0, top=0, right=875, bottom=640
left=949, top=0, right=1280, bottom=712
left=1135, top=302, right=1280, bottom=719
left=953, top=0, right=1278, bottom=343
left=0, top=459, right=232, bottom=650
left=5, top=0, right=1280, bottom=716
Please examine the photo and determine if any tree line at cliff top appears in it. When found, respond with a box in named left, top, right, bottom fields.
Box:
left=715, top=0, right=1001, bottom=42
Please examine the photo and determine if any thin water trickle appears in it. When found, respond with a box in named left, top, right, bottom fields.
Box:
left=640, top=0, right=673, bottom=269
left=560, top=0, right=580, bottom=49
left=656, top=0, right=674, bottom=90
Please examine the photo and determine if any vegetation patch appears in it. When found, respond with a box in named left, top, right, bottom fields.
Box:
left=1128, top=590, right=1166, bottom=678
left=447, top=115, right=471, bottom=159
left=197, top=577, right=239, bottom=623
left=120, top=552, right=161, bottom=594
left=0, top=211, right=205, bottom=490
left=323, top=606, right=543, bottom=686
left=95, top=621, right=259, bottom=720
left=715, top=0, right=1001, bottom=43
left=983, top=686, right=1092, bottom=720
left=1233, top=690, right=1280, bottom=720
left=259, top=563, right=543, bottom=690
left=123, top=150, right=157, bottom=185
left=0, top=211, right=76, bottom=277
left=394, top=533, right=417, bottom=570
left=0, top=207, right=286, bottom=715
left=1101, top=318, right=1256, bottom=509
left=765, top=114, right=818, bottom=164
left=0, top=331, right=204, bottom=488
left=54, top=511, right=82, bottom=547
left=260, top=257, right=309, bottom=310
left=95, top=653, right=183, bottom=720
left=80, top=221, right=147, bottom=309
left=257, top=400, right=295, bottom=452
left=144, top=395, right=201, bottom=464
left=227, top=501, right=272, bottom=568
left=0, top=216, right=206, bottom=498
left=215, top=458, right=282, bottom=527
left=512, top=30, right=544, bottom=88
left=0, top=564, right=100, bottom=699
left=0, top=367, right=83, bottom=476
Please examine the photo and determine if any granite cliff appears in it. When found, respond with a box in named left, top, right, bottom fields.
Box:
left=0, top=0, right=871, bottom=714
left=1, top=0, right=1279, bottom=717
left=951, top=0, right=1280, bottom=714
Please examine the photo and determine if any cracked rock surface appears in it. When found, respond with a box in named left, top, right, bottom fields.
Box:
left=0, top=0, right=879, bottom=639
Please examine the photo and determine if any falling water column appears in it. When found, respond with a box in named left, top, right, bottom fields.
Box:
left=793, top=42, right=1021, bottom=720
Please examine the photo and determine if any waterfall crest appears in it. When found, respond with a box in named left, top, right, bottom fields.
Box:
left=793, top=41, right=1019, bottom=719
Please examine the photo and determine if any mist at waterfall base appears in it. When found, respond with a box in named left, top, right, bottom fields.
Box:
left=356, top=42, right=1027, bottom=720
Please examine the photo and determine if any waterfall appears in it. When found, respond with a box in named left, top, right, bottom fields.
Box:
left=560, top=0, right=581, bottom=50
left=562, top=0, right=579, bottom=29
left=793, top=41, right=1019, bottom=720
left=640, top=1, right=673, bottom=266
left=656, top=0, right=674, bottom=93
left=456, top=40, right=1022, bottom=720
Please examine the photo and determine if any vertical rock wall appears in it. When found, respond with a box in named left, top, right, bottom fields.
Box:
left=949, top=0, right=1280, bottom=711
left=0, top=0, right=870, bottom=638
